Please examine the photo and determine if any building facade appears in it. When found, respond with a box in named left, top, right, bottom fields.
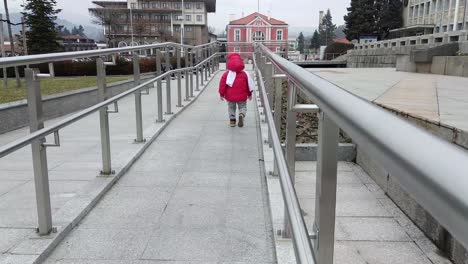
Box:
left=226, top=12, right=289, bottom=54
left=59, top=35, right=98, bottom=52
left=89, top=0, right=216, bottom=47
left=399, top=0, right=468, bottom=37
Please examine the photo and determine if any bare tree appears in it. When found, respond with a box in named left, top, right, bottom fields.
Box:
left=90, top=8, right=120, bottom=47
left=3, top=0, right=20, bottom=87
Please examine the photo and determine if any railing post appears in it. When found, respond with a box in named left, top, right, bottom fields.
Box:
left=176, top=46, right=183, bottom=107
left=189, top=49, right=194, bottom=97
left=283, top=81, right=297, bottom=239
left=156, top=49, right=165, bottom=122
left=96, top=58, right=113, bottom=175
left=184, top=48, right=190, bottom=101
left=200, top=57, right=205, bottom=85
left=204, top=61, right=208, bottom=81
left=208, top=47, right=212, bottom=78
left=195, top=49, right=200, bottom=92
left=272, top=74, right=286, bottom=177
left=264, top=60, right=274, bottom=147
left=25, top=68, right=53, bottom=236
left=165, top=46, right=173, bottom=115
left=314, top=111, right=339, bottom=264
left=133, top=52, right=145, bottom=143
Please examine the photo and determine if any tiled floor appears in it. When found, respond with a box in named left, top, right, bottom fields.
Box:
left=269, top=161, right=452, bottom=264
left=42, top=71, right=276, bottom=263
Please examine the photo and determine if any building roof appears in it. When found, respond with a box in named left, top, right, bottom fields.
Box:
left=229, top=12, right=287, bottom=26
left=333, top=38, right=352, bottom=44
left=92, top=0, right=216, bottom=12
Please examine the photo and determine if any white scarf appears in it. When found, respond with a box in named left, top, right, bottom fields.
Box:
left=226, top=71, right=256, bottom=92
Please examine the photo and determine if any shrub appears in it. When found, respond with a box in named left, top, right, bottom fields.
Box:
left=324, top=42, right=354, bottom=60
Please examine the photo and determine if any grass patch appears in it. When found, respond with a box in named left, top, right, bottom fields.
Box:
left=0, top=76, right=130, bottom=104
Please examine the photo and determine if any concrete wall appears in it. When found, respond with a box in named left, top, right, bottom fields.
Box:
left=292, top=143, right=356, bottom=162
left=0, top=73, right=156, bottom=134
left=356, top=108, right=468, bottom=264
left=347, top=46, right=425, bottom=68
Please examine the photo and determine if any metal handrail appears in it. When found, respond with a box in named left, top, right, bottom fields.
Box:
left=256, top=43, right=468, bottom=249
left=0, top=52, right=217, bottom=158
left=0, top=42, right=217, bottom=68
left=253, top=55, right=316, bottom=263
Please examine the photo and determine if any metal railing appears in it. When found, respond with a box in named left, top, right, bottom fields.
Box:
left=1, top=40, right=468, bottom=264
left=254, top=42, right=468, bottom=264
left=0, top=41, right=220, bottom=236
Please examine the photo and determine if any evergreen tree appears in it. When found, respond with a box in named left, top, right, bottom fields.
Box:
left=22, top=0, right=61, bottom=54
left=63, top=27, right=71, bottom=36
left=344, top=0, right=377, bottom=41
left=71, top=26, right=79, bottom=35
left=344, top=0, right=402, bottom=41
left=78, top=25, right=85, bottom=36
left=319, top=9, right=337, bottom=46
left=310, top=30, right=320, bottom=51
left=297, top=32, right=305, bottom=54
left=377, top=0, right=403, bottom=39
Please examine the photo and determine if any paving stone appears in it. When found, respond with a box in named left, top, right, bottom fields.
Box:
left=336, top=217, right=411, bottom=241
left=178, top=172, right=230, bottom=188
left=47, top=228, right=153, bottom=261
left=0, top=253, right=38, bottom=264
left=0, top=229, right=32, bottom=253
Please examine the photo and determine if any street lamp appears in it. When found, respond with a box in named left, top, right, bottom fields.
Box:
left=181, top=0, right=185, bottom=45
left=130, top=4, right=134, bottom=45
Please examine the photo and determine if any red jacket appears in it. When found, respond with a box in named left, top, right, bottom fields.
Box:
left=219, top=54, right=252, bottom=102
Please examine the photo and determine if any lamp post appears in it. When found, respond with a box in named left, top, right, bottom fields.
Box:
left=130, top=4, right=134, bottom=45
left=181, top=0, right=185, bottom=45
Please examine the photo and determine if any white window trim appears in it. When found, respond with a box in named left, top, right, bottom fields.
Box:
left=277, top=29, right=283, bottom=41
left=234, top=29, right=241, bottom=42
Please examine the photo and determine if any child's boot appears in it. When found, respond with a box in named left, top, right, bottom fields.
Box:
left=230, top=119, right=236, bottom=127
left=238, top=114, right=245, bottom=127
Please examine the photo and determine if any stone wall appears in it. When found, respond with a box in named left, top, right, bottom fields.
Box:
left=0, top=73, right=156, bottom=134
left=356, top=107, right=468, bottom=264
left=346, top=46, right=425, bottom=68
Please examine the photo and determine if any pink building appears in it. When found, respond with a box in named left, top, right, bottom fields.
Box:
left=226, top=12, right=289, bottom=55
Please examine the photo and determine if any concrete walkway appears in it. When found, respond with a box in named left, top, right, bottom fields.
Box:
left=42, top=72, right=276, bottom=263
left=309, top=68, right=468, bottom=132
left=0, top=74, right=210, bottom=263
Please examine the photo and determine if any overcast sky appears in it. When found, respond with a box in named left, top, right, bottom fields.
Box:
left=5, top=0, right=351, bottom=33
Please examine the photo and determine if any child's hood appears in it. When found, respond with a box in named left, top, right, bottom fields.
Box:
left=227, top=53, right=245, bottom=73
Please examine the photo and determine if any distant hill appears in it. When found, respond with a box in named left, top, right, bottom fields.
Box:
left=3, top=12, right=103, bottom=41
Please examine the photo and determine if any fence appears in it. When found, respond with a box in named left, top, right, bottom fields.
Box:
left=0, top=41, right=219, bottom=236
left=253, top=42, right=468, bottom=264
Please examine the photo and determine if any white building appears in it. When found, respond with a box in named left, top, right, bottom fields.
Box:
left=398, top=0, right=468, bottom=37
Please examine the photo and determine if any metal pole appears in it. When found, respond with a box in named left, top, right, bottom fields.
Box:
left=3, top=0, right=20, bottom=87
left=181, top=0, right=185, bottom=45
left=273, top=74, right=286, bottom=176
left=189, top=49, right=194, bottom=97
left=25, top=68, right=53, bottom=236
left=200, top=51, right=204, bottom=85
left=195, top=49, right=200, bottom=92
left=130, top=6, right=134, bottom=45
left=184, top=48, right=190, bottom=101
left=165, top=46, right=173, bottom=114
left=283, top=81, right=297, bottom=239
left=96, top=58, right=112, bottom=175
left=156, top=49, right=165, bottom=122
left=0, top=14, right=7, bottom=87
left=133, top=52, right=144, bottom=143
left=21, top=17, right=28, bottom=56
left=176, top=46, right=183, bottom=107
left=314, top=111, right=339, bottom=264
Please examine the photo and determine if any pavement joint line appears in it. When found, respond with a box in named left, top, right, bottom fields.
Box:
left=5, top=71, right=222, bottom=264
left=252, top=80, right=279, bottom=263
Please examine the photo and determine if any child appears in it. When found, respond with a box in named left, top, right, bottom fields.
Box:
left=219, top=53, right=255, bottom=127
